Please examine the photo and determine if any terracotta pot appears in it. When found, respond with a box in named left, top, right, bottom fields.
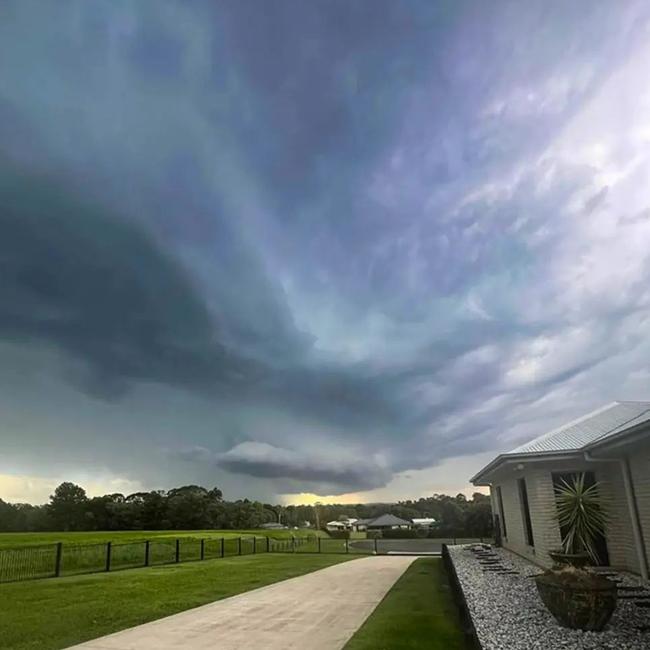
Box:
left=535, top=571, right=617, bottom=631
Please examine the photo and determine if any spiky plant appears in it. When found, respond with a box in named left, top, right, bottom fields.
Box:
left=554, top=473, right=608, bottom=564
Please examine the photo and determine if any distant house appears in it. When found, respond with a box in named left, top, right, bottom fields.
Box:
left=364, top=514, right=412, bottom=531
left=471, top=401, right=650, bottom=580
left=259, top=522, right=287, bottom=530
left=325, top=518, right=359, bottom=532
left=412, top=517, right=436, bottom=529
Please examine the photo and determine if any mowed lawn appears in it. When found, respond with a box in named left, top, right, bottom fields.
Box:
left=0, top=528, right=324, bottom=548
left=0, top=553, right=355, bottom=650
left=345, top=558, right=468, bottom=650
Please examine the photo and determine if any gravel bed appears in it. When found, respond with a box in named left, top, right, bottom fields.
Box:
left=448, top=544, right=650, bottom=650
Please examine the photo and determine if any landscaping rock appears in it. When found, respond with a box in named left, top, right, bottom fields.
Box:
left=448, top=545, right=650, bottom=650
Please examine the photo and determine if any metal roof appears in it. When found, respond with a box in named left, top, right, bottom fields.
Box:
left=366, top=514, right=412, bottom=527
left=471, top=400, right=650, bottom=484
left=509, top=401, right=650, bottom=454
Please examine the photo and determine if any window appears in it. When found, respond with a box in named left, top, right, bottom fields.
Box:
left=496, top=486, right=507, bottom=537
left=518, top=478, right=534, bottom=547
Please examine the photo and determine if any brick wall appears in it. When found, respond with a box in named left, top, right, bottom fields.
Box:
left=490, top=458, right=640, bottom=572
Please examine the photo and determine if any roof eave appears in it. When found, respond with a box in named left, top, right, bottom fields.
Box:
left=470, top=449, right=584, bottom=485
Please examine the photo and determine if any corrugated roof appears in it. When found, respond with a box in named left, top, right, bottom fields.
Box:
left=471, top=400, right=650, bottom=484
left=508, top=401, right=650, bottom=454
left=366, top=514, right=412, bottom=527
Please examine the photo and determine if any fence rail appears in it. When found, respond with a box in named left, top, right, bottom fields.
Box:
left=0, top=534, right=282, bottom=584
left=0, top=534, right=491, bottom=585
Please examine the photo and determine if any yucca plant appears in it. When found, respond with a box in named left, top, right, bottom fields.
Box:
left=554, top=473, right=609, bottom=564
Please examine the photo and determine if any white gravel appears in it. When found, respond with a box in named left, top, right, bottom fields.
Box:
left=448, top=544, right=650, bottom=650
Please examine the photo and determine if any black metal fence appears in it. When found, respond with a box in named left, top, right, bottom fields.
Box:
left=0, top=535, right=298, bottom=584
left=0, top=534, right=492, bottom=584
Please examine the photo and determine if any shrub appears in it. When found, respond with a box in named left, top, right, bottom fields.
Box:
left=327, top=530, right=350, bottom=539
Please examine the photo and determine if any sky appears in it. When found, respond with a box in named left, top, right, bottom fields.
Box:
left=2, top=1, right=650, bottom=505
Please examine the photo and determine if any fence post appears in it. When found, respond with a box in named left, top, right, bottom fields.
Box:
left=221, top=537, right=225, bottom=558
left=238, top=537, right=242, bottom=555
left=175, top=539, right=180, bottom=563
left=105, top=542, right=112, bottom=572
left=54, top=542, right=63, bottom=577
left=266, top=536, right=270, bottom=553
left=345, top=538, right=349, bottom=554
left=292, top=535, right=296, bottom=553
left=144, top=540, right=150, bottom=567
left=374, top=537, right=378, bottom=554
left=318, top=536, right=321, bottom=554
left=253, top=537, right=257, bottom=554
left=200, top=539, right=205, bottom=561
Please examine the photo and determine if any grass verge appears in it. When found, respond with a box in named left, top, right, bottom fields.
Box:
left=0, top=553, right=355, bottom=650
left=344, top=558, right=468, bottom=650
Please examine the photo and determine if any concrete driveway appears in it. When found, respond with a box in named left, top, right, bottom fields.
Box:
left=66, top=555, right=416, bottom=650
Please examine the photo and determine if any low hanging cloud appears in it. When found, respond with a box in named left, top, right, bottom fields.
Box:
left=179, top=442, right=392, bottom=495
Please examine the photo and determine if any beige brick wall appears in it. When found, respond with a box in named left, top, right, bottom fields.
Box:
left=628, top=438, right=650, bottom=571
left=490, top=458, right=641, bottom=572
left=594, top=462, right=639, bottom=572
left=492, top=474, right=553, bottom=566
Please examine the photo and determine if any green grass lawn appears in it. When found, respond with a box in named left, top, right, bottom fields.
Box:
left=0, top=530, right=328, bottom=582
left=0, top=553, right=356, bottom=650
left=0, top=528, right=325, bottom=548
left=344, top=558, right=468, bottom=650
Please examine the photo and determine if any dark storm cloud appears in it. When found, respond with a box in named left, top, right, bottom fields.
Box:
left=2, top=1, right=650, bottom=498
left=0, top=163, right=258, bottom=397
left=179, top=442, right=391, bottom=495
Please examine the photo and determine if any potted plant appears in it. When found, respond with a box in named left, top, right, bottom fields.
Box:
left=535, top=473, right=617, bottom=631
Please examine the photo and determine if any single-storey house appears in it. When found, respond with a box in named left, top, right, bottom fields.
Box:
left=364, top=514, right=412, bottom=531
left=412, top=517, right=436, bottom=529
left=259, top=522, right=287, bottom=530
left=325, top=520, right=350, bottom=532
left=471, top=401, right=650, bottom=580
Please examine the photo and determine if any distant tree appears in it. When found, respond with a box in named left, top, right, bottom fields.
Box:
left=48, top=482, right=88, bottom=531
left=0, top=498, right=16, bottom=531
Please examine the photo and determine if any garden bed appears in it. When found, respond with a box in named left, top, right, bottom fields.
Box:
left=447, top=544, right=650, bottom=650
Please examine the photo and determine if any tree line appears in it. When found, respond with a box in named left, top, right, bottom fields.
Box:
left=0, top=482, right=493, bottom=537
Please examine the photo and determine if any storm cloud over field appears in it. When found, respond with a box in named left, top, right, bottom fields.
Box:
left=2, top=1, right=650, bottom=502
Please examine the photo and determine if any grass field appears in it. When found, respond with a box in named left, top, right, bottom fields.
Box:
left=0, top=530, right=368, bottom=584
left=344, top=558, right=468, bottom=650
left=0, top=553, right=356, bottom=650
left=0, top=528, right=326, bottom=548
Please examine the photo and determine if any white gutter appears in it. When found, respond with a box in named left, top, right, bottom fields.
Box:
left=584, top=450, right=649, bottom=581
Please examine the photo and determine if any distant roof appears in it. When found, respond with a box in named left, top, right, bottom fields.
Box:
left=471, top=401, right=650, bottom=484
left=259, top=522, right=286, bottom=528
left=366, top=514, right=412, bottom=527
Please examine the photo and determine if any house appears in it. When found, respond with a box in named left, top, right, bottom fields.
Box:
left=412, top=517, right=436, bottom=529
left=325, top=517, right=359, bottom=532
left=471, top=401, right=650, bottom=580
left=364, top=514, right=412, bottom=531
left=259, top=522, right=287, bottom=530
